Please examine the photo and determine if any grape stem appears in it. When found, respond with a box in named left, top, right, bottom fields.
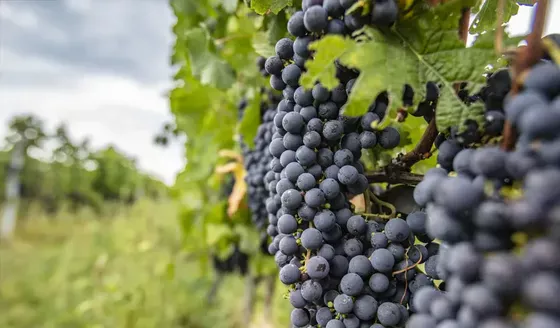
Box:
left=369, top=190, right=397, bottom=218
left=364, top=189, right=372, bottom=216
left=362, top=212, right=392, bottom=220
left=304, top=221, right=313, bottom=263
left=392, top=251, right=423, bottom=276
left=501, top=0, right=549, bottom=151
left=398, top=119, right=438, bottom=168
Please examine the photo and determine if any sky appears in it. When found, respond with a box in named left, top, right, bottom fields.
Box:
left=0, top=1, right=559, bottom=185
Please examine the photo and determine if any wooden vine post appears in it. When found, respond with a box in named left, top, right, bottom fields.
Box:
left=501, top=0, right=549, bottom=151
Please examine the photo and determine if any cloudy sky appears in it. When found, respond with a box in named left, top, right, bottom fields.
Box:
left=0, top=1, right=559, bottom=185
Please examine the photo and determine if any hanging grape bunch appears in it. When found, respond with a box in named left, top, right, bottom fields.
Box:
left=407, top=40, right=560, bottom=327
left=260, top=1, right=455, bottom=327
left=241, top=62, right=282, bottom=232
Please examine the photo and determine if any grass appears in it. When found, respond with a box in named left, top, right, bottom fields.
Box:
left=0, top=200, right=290, bottom=328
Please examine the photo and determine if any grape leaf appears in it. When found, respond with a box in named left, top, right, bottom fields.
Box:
left=267, top=11, right=289, bottom=45
left=238, top=90, right=262, bottom=149
left=301, top=0, right=504, bottom=133
left=252, top=31, right=276, bottom=58
left=185, top=28, right=235, bottom=89
left=251, top=0, right=292, bottom=15
left=470, top=0, right=520, bottom=33
left=300, top=36, right=355, bottom=90
left=205, top=223, right=234, bottom=246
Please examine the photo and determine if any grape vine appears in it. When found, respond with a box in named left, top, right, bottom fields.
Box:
left=168, top=0, right=560, bottom=327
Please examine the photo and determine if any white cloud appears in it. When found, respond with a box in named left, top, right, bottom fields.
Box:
left=0, top=2, right=38, bottom=29
left=0, top=73, right=185, bottom=184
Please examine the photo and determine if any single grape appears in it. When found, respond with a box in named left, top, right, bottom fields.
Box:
left=306, top=256, right=330, bottom=279
left=370, top=248, right=395, bottom=273
left=279, top=264, right=301, bottom=284
left=340, top=272, right=364, bottom=296
left=303, top=131, right=321, bottom=148
left=282, top=64, right=302, bottom=88
left=379, top=127, right=401, bottom=149
left=275, top=38, right=294, bottom=60
left=319, top=178, right=340, bottom=200
left=287, top=11, right=307, bottom=37
left=377, top=302, right=402, bottom=326
left=312, top=83, right=330, bottom=103
left=301, top=227, right=323, bottom=250
left=304, top=5, right=328, bottom=32
left=337, top=165, right=359, bottom=185
left=333, top=294, right=354, bottom=314
left=291, top=308, right=310, bottom=327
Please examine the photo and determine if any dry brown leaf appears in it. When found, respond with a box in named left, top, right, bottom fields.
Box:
left=215, top=149, right=248, bottom=218
left=350, top=194, right=366, bottom=213
left=215, top=162, right=239, bottom=174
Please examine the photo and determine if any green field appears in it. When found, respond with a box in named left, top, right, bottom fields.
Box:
left=0, top=200, right=290, bottom=328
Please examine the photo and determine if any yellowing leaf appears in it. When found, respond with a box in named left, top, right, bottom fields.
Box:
left=215, top=155, right=247, bottom=218
left=218, top=149, right=244, bottom=163
left=215, top=162, right=240, bottom=174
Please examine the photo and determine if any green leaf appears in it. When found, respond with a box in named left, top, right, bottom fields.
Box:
left=470, top=0, right=520, bottom=34
left=267, top=12, right=289, bottom=45
left=205, top=222, right=233, bottom=246
left=238, top=90, right=262, bottom=149
left=300, top=36, right=355, bottom=90
left=252, top=31, right=276, bottom=58
left=302, top=0, right=502, bottom=133
left=250, top=0, right=293, bottom=15
left=472, top=30, right=527, bottom=49
left=185, top=27, right=235, bottom=89
left=222, top=0, right=238, bottom=13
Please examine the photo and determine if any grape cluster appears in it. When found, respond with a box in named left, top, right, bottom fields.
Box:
left=408, top=60, right=560, bottom=327
left=260, top=1, right=455, bottom=327
left=242, top=100, right=279, bottom=230
left=212, top=244, right=250, bottom=275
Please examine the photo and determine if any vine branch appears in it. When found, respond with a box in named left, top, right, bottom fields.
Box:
left=495, top=0, right=505, bottom=55
left=501, top=0, right=549, bottom=151
left=365, top=169, right=424, bottom=185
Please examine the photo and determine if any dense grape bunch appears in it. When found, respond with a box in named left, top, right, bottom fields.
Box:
left=241, top=79, right=282, bottom=232
left=260, top=2, right=455, bottom=327
left=408, top=59, right=560, bottom=327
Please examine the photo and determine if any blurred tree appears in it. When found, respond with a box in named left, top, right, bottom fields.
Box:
left=1, top=115, right=47, bottom=239
left=0, top=114, right=168, bottom=225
